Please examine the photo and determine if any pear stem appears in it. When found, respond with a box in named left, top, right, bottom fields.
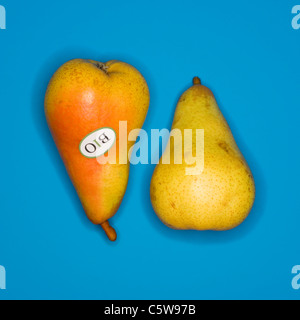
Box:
left=193, top=77, right=201, bottom=85
left=88, top=61, right=109, bottom=74
left=101, top=221, right=117, bottom=241
left=95, top=62, right=108, bottom=72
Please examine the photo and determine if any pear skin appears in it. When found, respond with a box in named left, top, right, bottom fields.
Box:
left=45, top=59, right=150, bottom=241
left=150, top=77, right=255, bottom=231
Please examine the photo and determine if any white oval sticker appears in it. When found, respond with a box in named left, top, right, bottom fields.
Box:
left=79, top=127, right=116, bottom=158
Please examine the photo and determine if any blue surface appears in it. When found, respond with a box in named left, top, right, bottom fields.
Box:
left=0, top=0, right=299, bottom=300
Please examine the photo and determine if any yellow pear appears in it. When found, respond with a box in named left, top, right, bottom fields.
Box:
left=150, top=77, right=255, bottom=231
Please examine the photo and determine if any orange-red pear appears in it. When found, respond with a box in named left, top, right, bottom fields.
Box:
left=45, top=59, right=150, bottom=241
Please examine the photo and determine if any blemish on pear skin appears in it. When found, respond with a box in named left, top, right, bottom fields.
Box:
left=151, top=185, right=157, bottom=202
left=218, top=141, right=232, bottom=154
left=170, top=201, right=176, bottom=209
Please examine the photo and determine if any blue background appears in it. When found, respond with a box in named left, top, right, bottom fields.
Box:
left=0, top=0, right=299, bottom=300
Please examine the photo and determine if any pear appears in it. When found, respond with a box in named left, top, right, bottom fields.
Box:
left=45, top=59, right=150, bottom=241
left=150, top=77, right=255, bottom=231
